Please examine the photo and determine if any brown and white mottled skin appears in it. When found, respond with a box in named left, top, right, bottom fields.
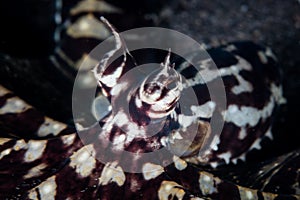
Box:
left=1, top=21, right=300, bottom=200
left=0, top=85, right=299, bottom=200
left=0, top=0, right=299, bottom=199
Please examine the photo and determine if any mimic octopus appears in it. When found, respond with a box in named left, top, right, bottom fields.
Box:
left=0, top=0, right=300, bottom=200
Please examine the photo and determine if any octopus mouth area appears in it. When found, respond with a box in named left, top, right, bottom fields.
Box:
left=100, top=82, right=212, bottom=160
left=89, top=26, right=212, bottom=162
left=129, top=86, right=179, bottom=126
left=90, top=57, right=213, bottom=163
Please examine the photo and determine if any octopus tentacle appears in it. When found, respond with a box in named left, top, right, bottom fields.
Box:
left=0, top=4, right=297, bottom=198
left=0, top=85, right=74, bottom=139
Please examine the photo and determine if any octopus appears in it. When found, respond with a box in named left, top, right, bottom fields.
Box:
left=0, top=0, right=299, bottom=199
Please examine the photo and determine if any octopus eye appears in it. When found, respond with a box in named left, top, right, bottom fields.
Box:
left=142, top=82, right=164, bottom=103
left=144, top=83, right=161, bottom=95
left=136, top=53, right=183, bottom=119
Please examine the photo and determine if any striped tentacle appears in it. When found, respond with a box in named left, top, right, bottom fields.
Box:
left=164, top=155, right=300, bottom=200
left=0, top=85, right=74, bottom=139
left=171, top=41, right=286, bottom=167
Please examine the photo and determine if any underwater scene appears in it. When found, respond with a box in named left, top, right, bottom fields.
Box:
left=0, top=0, right=299, bottom=199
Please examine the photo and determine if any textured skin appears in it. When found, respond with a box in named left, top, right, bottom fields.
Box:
left=0, top=0, right=299, bottom=199
left=0, top=41, right=299, bottom=199
left=179, top=42, right=286, bottom=165
left=0, top=93, right=299, bottom=200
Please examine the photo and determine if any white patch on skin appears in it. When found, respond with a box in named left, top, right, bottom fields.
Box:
left=110, top=82, right=128, bottom=96
left=158, top=181, right=185, bottom=200
left=150, top=92, right=179, bottom=111
left=228, top=104, right=238, bottom=113
left=183, top=56, right=252, bottom=88
left=13, top=139, right=27, bottom=151
left=112, top=134, right=126, bottom=150
left=99, top=161, right=126, bottom=186
left=178, top=114, right=195, bottom=128
left=0, top=85, right=10, bottom=97
left=217, top=151, right=232, bottom=164
left=199, top=172, right=219, bottom=195
left=160, top=137, right=168, bottom=147
left=176, top=57, right=192, bottom=73
left=257, top=51, right=268, bottom=64
left=24, top=141, right=47, bottom=162
left=113, top=134, right=126, bottom=144
left=231, top=73, right=253, bottom=94
left=239, top=154, right=246, bottom=161
left=232, top=158, right=238, bottom=165
left=100, top=115, right=115, bottom=137
left=170, top=110, right=178, bottom=121
left=238, top=128, right=247, bottom=140
left=148, top=106, right=175, bottom=119
left=222, top=97, right=275, bottom=127
left=270, top=83, right=286, bottom=104
left=70, top=0, right=122, bottom=15
left=28, top=190, right=38, bottom=200
left=225, top=44, right=237, bottom=51
left=0, top=148, right=12, bottom=160
left=245, top=190, right=254, bottom=199
left=0, top=97, right=31, bottom=114
left=24, top=163, right=48, bottom=179
left=135, top=96, right=142, bottom=108
left=238, top=187, right=257, bottom=200
left=173, top=156, right=187, bottom=171
left=210, top=135, right=220, bottom=151
left=0, top=138, right=28, bottom=160
left=75, top=123, right=85, bottom=131
left=70, top=144, right=96, bottom=177
left=190, top=101, right=216, bottom=118
left=114, top=111, right=129, bottom=127
left=37, top=118, right=67, bottom=137
left=173, top=131, right=183, bottom=140
left=265, top=47, right=277, bottom=61
left=210, top=162, right=218, bottom=168
left=100, top=65, right=124, bottom=87
left=67, top=14, right=110, bottom=40
left=249, top=138, right=262, bottom=150
left=126, top=121, right=146, bottom=141
left=235, top=56, right=253, bottom=71
left=142, top=163, right=164, bottom=180
left=168, top=131, right=183, bottom=144
left=183, top=67, right=218, bottom=88
left=265, top=128, right=273, bottom=140
left=190, top=198, right=205, bottom=200
left=61, top=134, right=76, bottom=146
left=108, top=111, right=146, bottom=143
left=0, top=138, right=11, bottom=145
left=36, top=176, right=57, bottom=200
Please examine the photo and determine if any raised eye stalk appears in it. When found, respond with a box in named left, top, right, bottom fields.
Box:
left=139, top=51, right=183, bottom=119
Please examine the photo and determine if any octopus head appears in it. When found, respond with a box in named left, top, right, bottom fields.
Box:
left=138, top=52, right=183, bottom=119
